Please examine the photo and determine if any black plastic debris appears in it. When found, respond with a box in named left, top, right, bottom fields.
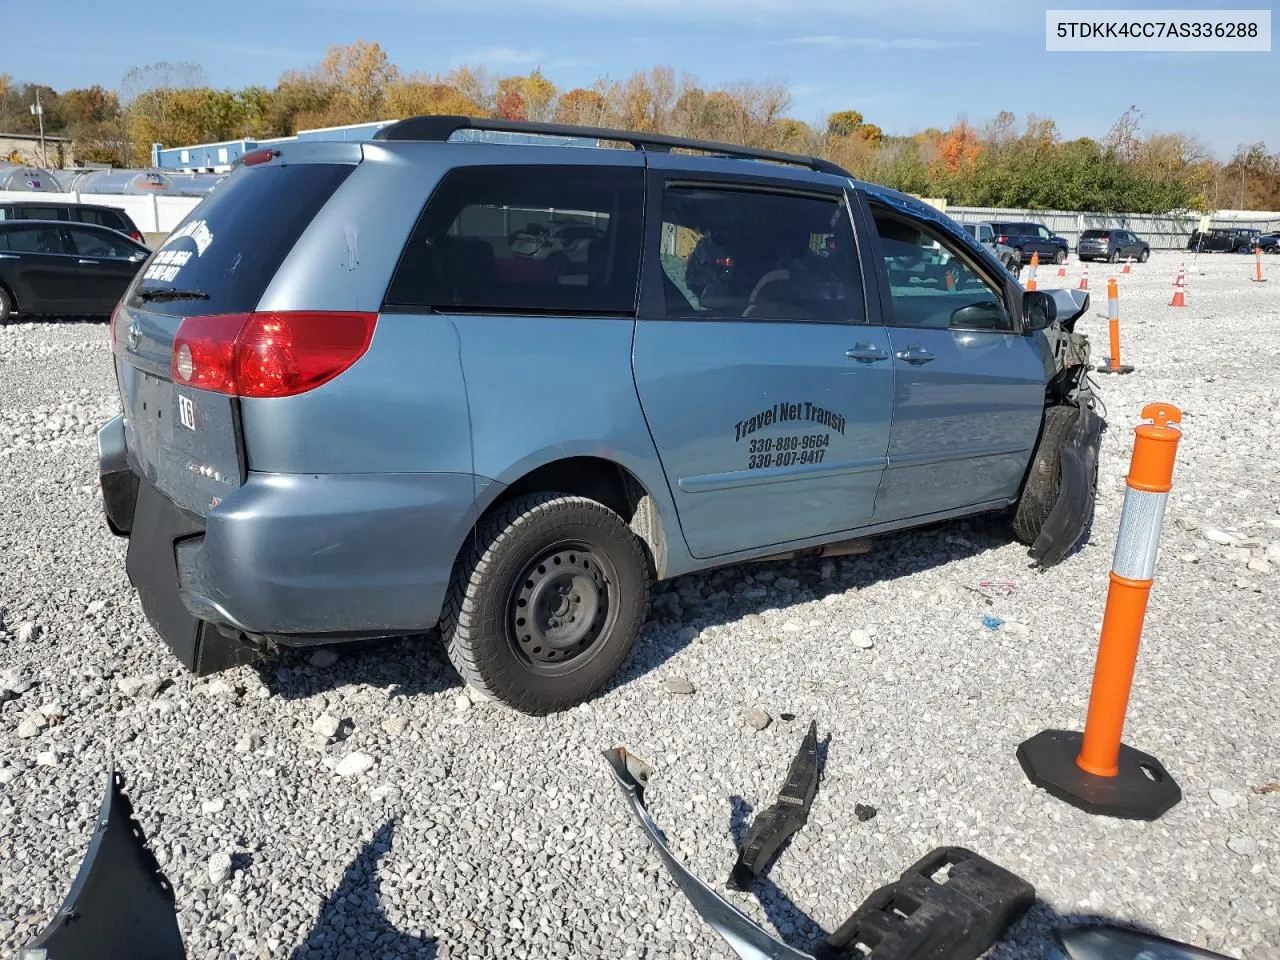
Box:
left=728, top=720, right=820, bottom=891
left=20, top=768, right=186, bottom=960
left=817, top=846, right=1035, bottom=960
left=854, top=804, right=877, bottom=823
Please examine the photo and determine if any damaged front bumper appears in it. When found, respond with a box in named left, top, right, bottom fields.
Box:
left=1031, top=404, right=1104, bottom=569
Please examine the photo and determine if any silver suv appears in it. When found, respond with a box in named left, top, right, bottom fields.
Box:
left=962, top=221, right=1022, bottom=275
left=99, top=116, right=1100, bottom=714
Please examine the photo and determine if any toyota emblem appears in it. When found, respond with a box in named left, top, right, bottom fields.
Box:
left=126, top=322, right=141, bottom=351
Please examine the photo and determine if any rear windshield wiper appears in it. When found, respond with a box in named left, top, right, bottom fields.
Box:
left=136, top=287, right=210, bottom=303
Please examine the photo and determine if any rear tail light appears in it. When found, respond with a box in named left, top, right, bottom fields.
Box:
left=997, top=235, right=1008, bottom=244
left=712, top=256, right=735, bottom=268
left=170, top=311, right=377, bottom=398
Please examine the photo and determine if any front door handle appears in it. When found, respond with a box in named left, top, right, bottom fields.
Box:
left=77, top=258, right=99, bottom=265
left=895, top=344, right=935, bottom=365
left=846, top=343, right=888, bottom=362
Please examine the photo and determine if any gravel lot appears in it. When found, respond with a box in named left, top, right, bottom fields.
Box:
left=1, top=250, right=1277, bottom=959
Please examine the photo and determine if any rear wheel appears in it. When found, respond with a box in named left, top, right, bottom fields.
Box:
left=1108, top=248, right=1120, bottom=263
left=1054, top=249, right=1067, bottom=264
left=0, top=286, right=12, bottom=325
left=1139, top=248, right=1150, bottom=263
left=441, top=492, right=650, bottom=714
left=1012, top=406, right=1077, bottom=546
left=1237, top=245, right=1250, bottom=254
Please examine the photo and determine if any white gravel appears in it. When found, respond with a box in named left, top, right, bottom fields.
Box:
left=0, top=253, right=1277, bottom=958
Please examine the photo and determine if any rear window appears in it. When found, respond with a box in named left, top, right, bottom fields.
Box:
left=384, top=164, right=644, bottom=315
left=127, top=161, right=354, bottom=317
left=1081, top=230, right=1108, bottom=239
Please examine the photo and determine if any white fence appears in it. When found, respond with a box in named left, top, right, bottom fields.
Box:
left=946, top=206, right=1280, bottom=250
left=0, top=190, right=201, bottom=234
left=4, top=189, right=1279, bottom=251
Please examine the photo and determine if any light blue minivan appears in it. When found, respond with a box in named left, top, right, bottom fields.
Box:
left=98, top=116, right=1102, bottom=714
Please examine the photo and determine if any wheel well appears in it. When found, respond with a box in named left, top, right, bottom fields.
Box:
left=0, top=280, right=15, bottom=309
left=482, top=456, right=669, bottom=578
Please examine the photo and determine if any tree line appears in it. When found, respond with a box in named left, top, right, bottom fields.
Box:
left=3, top=41, right=1278, bottom=214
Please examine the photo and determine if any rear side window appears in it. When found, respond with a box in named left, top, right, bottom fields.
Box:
left=79, top=208, right=125, bottom=231
left=67, top=226, right=138, bottom=259
left=127, top=161, right=354, bottom=317
left=0, top=226, right=64, bottom=254
left=384, top=164, right=644, bottom=315
left=14, top=205, right=67, bottom=221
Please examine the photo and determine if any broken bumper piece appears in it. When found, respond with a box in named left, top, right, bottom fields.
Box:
left=20, top=769, right=186, bottom=960
left=1031, top=405, right=1105, bottom=569
left=603, top=747, right=1035, bottom=960
left=603, top=746, right=814, bottom=960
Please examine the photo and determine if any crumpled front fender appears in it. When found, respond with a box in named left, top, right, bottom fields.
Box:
left=1031, top=405, right=1105, bottom=569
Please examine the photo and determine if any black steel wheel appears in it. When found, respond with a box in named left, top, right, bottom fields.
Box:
left=1108, top=248, right=1120, bottom=263
left=1054, top=249, right=1067, bottom=264
left=0, top=286, right=12, bottom=325
left=441, top=492, right=650, bottom=714
left=1139, top=248, right=1150, bottom=263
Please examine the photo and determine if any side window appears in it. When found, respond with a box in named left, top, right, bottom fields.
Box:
left=1036, top=225, right=1052, bottom=239
left=3, top=226, right=64, bottom=254
left=67, top=227, right=135, bottom=258
left=871, top=207, right=1012, bottom=333
left=654, top=185, right=863, bottom=323
left=384, top=164, right=644, bottom=315
left=977, top=224, right=993, bottom=243
left=17, top=206, right=65, bottom=221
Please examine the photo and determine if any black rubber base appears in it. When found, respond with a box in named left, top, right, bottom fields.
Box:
left=1017, top=730, right=1181, bottom=820
left=1095, top=363, right=1135, bottom=375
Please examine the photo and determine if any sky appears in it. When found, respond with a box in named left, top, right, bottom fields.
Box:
left=7, top=0, right=1277, bottom=158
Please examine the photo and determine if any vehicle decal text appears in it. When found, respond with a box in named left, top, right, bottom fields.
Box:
left=734, top=402, right=847, bottom=443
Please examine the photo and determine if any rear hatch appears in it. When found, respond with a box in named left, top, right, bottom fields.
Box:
left=111, top=157, right=357, bottom=517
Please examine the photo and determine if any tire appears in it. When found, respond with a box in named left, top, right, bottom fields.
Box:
left=1237, top=245, right=1250, bottom=254
left=1108, top=248, right=1119, bottom=263
left=1012, top=406, right=1077, bottom=546
left=0, top=286, right=12, bottom=325
left=1139, top=248, right=1150, bottom=263
left=441, top=492, right=650, bottom=715
left=1054, top=249, right=1067, bottom=264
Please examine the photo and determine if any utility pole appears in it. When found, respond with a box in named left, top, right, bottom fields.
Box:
left=30, top=90, right=47, bottom=168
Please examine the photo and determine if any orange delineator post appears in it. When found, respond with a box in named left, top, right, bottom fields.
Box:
left=1056, top=263, right=1067, bottom=278
left=1026, top=251, right=1039, bottom=291
left=1253, top=246, right=1267, bottom=283
left=1017, top=404, right=1184, bottom=820
left=1076, top=404, right=1182, bottom=778
left=1096, top=277, right=1133, bottom=374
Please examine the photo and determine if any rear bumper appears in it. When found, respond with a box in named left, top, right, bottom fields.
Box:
left=99, top=416, right=491, bottom=649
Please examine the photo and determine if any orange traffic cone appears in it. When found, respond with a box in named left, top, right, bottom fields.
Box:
left=1169, top=268, right=1187, bottom=308
left=1078, top=262, right=1089, bottom=291
left=1252, top=246, right=1267, bottom=283
left=1056, top=263, right=1067, bottom=278
left=1121, top=255, right=1132, bottom=274
left=1027, top=251, right=1039, bottom=291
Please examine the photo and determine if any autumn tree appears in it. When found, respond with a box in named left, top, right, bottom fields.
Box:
left=385, top=77, right=488, bottom=119
left=554, top=87, right=607, bottom=126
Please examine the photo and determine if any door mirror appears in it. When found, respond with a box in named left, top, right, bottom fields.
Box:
left=1022, top=290, right=1057, bottom=331
left=950, top=299, right=1010, bottom=331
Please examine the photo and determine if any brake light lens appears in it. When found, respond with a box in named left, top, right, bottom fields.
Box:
left=997, top=235, right=1007, bottom=244
left=130, top=229, right=145, bottom=243
left=242, top=149, right=278, bottom=167
left=713, top=256, right=735, bottom=268
left=170, top=311, right=377, bottom=398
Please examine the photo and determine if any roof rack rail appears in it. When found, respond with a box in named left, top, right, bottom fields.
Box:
left=371, top=115, right=852, bottom=178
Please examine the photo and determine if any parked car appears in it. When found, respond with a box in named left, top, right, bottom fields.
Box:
left=0, top=220, right=149, bottom=323
left=0, top=200, right=147, bottom=245
left=1187, top=227, right=1261, bottom=253
left=960, top=221, right=1022, bottom=274
left=97, top=116, right=1102, bottom=715
left=1255, top=233, right=1279, bottom=253
left=988, top=221, right=1071, bottom=264
left=1076, top=228, right=1150, bottom=263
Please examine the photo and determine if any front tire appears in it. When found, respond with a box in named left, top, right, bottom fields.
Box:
left=1108, top=248, right=1120, bottom=263
left=0, top=286, right=12, bottom=325
left=441, top=492, right=650, bottom=715
left=1012, top=406, right=1077, bottom=547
